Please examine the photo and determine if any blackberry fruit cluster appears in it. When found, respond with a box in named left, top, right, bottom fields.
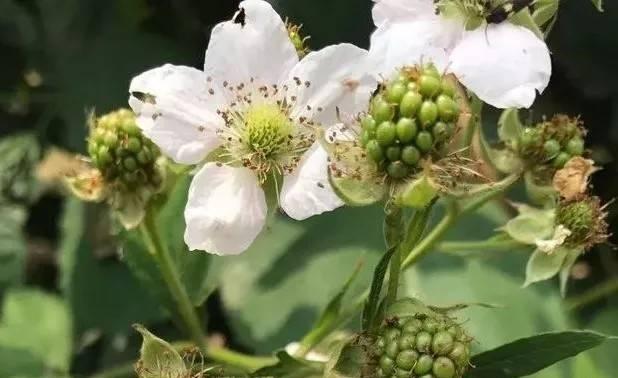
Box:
left=359, top=65, right=460, bottom=180
left=373, top=315, right=471, bottom=378
left=87, top=109, right=163, bottom=192
left=519, top=115, right=585, bottom=170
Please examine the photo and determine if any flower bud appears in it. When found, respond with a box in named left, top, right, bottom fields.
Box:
left=372, top=314, right=471, bottom=378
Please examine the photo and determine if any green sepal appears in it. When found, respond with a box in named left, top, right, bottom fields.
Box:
left=502, top=204, right=555, bottom=245
left=489, top=148, right=524, bottom=175
left=324, top=337, right=372, bottom=378
left=509, top=8, right=544, bottom=40
left=524, top=171, right=557, bottom=205
left=523, top=247, right=570, bottom=287
left=398, top=175, right=437, bottom=209
left=559, top=247, right=584, bottom=296
left=590, top=0, right=603, bottom=11
left=328, top=169, right=386, bottom=207
left=384, top=297, right=439, bottom=319
left=532, top=0, right=560, bottom=27
left=134, top=324, right=188, bottom=378
left=497, top=109, right=524, bottom=147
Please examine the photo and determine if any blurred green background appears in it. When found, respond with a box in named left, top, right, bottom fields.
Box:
left=0, top=0, right=616, bottom=377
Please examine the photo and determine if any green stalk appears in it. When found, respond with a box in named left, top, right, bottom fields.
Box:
left=139, top=209, right=207, bottom=354
left=566, top=278, right=618, bottom=311
left=437, top=238, right=524, bottom=253
left=206, top=346, right=278, bottom=371
left=383, top=203, right=403, bottom=307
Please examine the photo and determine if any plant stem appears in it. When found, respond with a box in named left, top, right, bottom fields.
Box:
left=566, top=278, right=618, bottom=311
left=437, top=238, right=524, bottom=253
left=401, top=202, right=459, bottom=270
left=139, top=210, right=207, bottom=354
left=206, top=346, right=278, bottom=371
left=386, top=247, right=401, bottom=307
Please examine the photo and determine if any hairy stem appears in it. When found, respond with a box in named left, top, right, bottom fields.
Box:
left=139, top=209, right=207, bottom=354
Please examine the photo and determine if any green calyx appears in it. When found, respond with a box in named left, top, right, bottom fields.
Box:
left=373, top=314, right=471, bottom=378
left=87, top=108, right=163, bottom=193
left=555, top=196, right=609, bottom=249
left=519, top=114, right=586, bottom=170
left=360, top=65, right=460, bottom=181
left=286, top=19, right=310, bottom=58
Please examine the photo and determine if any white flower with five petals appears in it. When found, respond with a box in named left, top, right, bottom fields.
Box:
left=128, top=0, right=375, bottom=255
left=369, top=0, right=552, bottom=108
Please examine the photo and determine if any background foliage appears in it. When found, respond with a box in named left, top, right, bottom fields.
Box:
left=0, top=0, right=616, bottom=377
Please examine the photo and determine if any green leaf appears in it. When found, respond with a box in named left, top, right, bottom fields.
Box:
left=532, top=0, right=560, bottom=27
left=218, top=206, right=384, bottom=353
left=573, top=353, right=610, bottom=378
left=510, top=8, right=544, bottom=39
left=0, top=133, right=40, bottom=205
left=299, top=264, right=362, bottom=353
left=59, top=199, right=164, bottom=335
left=252, top=351, right=322, bottom=378
left=466, top=330, right=614, bottom=378
left=497, top=109, right=524, bottom=146
left=590, top=0, right=603, bottom=11
left=328, top=170, right=385, bottom=206
left=0, top=205, right=27, bottom=290
left=0, top=289, right=72, bottom=373
left=524, top=247, right=569, bottom=287
left=134, top=324, right=188, bottom=378
left=362, top=247, right=396, bottom=332
left=503, top=205, right=555, bottom=245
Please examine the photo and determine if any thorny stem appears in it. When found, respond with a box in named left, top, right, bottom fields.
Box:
left=139, top=209, right=208, bottom=355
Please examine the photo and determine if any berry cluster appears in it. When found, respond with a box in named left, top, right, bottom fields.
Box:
left=87, top=109, right=163, bottom=193
left=373, top=315, right=471, bottom=378
left=519, top=115, right=585, bottom=170
left=359, top=65, right=460, bottom=180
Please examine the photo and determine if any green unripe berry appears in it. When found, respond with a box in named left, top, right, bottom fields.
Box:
left=543, top=139, right=561, bottom=158
left=432, top=331, right=454, bottom=355
left=123, top=171, right=139, bottom=183
left=123, top=157, right=138, bottom=171
left=436, top=94, right=459, bottom=122
left=419, top=75, right=442, bottom=98
left=362, top=116, right=377, bottom=132
left=416, top=131, right=433, bottom=153
left=423, top=64, right=441, bottom=78
left=366, top=140, right=385, bottom=163
left=386, top=340, right=400, bottom=359
left=376, top=368, right=385, bottom=377
left=103, top=132, right=118, bottom=147
left=433, top=121, right=449, bottom=143
left=407, top=82, right=418, bottom=92
left=423, top=318, right=439, bottom=333
left=93, top=128, right=107, bottom=144
left=401, top=146, right=421, bottom=166
left=380, top=355, right=395, bottom=374
left=433, top=357, right=456, bottom=378
left=414, top=355, right=434, bottom=375
left=553, top=152, right=571, bottom=168
left=396, top=117, right=418, bottom=143
left=375, top=337, right=386, bottom=355
left=415, top=331, right=432, bottom=352
left=400, top=92, right=423, bottom=118
left=395, top=368, right=412, bottom=378
left=520, top=127, right=541, bottom=148
left=395, top=350, right=419, bottom=370
left=127, top=137, right=142, bottom=153
left=360, top=130, right=371, bottom=147
left=97, top=146, right=112, bottom=166
left=387, top=161, right=409, bottom=179
left=441, top=82, right=456, bottom=97
left=448, top=342, right=469, bottom=365
left=398, top=333, right=416, bottom=350
left=372, top=97, right=395, bottom=123
left=566, top=137, right=584, bottom=156
left=403, top=319, right=422, bottom=334
left=386, top=146, right=402, bottom=161
left=377, top=121, right=397, bottom=146
left=395, top=74, right=410, bottom=86
left=122, top=120, right=141, bottom=136
left=386, top=82, right=408, bottom=104
left=419, top=101, right=439, bottom=127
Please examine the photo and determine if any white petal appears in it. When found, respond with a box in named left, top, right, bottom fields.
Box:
left=280, top=143, right=343, bottom=220
left=203, top=0, right=298, bottom=88
left=372, top=0, right=437, bottom=26
left=287, top=43, right=377, bottom=126
left=368, top=19, right=462, bottom=79
left=129, top=64, right=223, bottom=164
left=449, top=23, right=551, bottom=109
left=184, top=163, right=267, bottom=255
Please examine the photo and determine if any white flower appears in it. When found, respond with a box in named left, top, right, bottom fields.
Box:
left=369, top=0, right=552, bottom=108
left=128, top=0, right=375, bottom=255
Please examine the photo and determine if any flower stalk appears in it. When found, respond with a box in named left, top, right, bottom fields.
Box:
left=138, top=208, right=207, bottom=354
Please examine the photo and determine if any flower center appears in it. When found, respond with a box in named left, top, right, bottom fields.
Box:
left=242, top=103, right=294, bottom=157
